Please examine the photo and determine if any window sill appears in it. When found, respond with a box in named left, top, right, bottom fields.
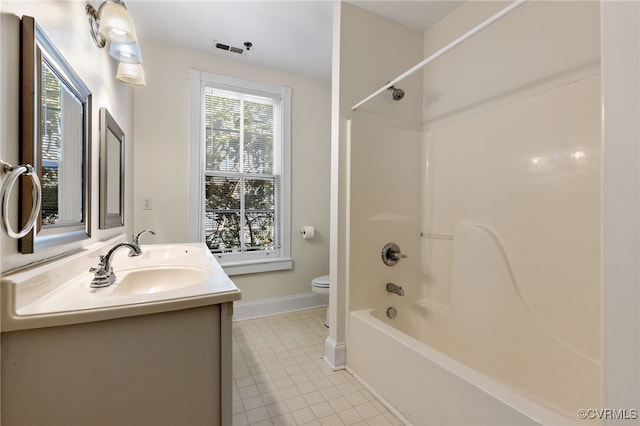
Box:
left=220, top=257, right=293, bottom=276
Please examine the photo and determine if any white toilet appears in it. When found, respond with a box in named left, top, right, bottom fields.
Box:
left=311, top=275, right=330, bottom=327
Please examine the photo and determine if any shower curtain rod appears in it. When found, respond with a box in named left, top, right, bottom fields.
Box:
left=351, top=0, right=528, bottom=111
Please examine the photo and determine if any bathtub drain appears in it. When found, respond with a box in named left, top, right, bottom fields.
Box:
left=386, top=307, right=397, bottom=319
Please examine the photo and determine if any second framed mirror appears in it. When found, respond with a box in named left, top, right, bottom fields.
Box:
left=99, top=108, right=124, bottom=229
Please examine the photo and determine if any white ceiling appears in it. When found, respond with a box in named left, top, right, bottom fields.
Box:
left=347, top=1, right=462, bottom=32
left=125, top=1, right=462, bottom=81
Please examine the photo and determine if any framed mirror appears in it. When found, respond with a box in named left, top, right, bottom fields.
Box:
left=20, top=16, right=91, bottom=253
left=99, top=108, right=124, bottom=229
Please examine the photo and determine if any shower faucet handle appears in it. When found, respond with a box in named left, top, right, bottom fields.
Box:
left=381, top=243, right=407, bottom=266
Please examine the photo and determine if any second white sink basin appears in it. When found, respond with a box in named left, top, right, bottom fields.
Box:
left=111, top=266, right=212, bottom=295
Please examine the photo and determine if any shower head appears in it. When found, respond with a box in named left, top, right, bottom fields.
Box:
left=387, top=85, right=405, bottom=101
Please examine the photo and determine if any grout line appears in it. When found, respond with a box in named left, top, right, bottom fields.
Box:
left=232, top=307, right=404, bottom=425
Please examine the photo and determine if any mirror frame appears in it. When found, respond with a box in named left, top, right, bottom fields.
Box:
left=20, top=16, right=92, bottom=253
left=99, top=108, right=125, bottom=229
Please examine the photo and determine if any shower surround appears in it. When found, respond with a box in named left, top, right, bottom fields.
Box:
left=342, top=1, right=601, bottom=424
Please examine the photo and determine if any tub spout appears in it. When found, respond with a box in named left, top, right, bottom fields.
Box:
left=386, top=282, right=404, bottom=296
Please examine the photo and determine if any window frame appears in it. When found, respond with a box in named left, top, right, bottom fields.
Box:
left=189, top=70, right=292, bottom=275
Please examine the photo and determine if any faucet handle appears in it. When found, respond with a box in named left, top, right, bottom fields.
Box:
left=89, top=255, right=107, bottom=272
left=381, top=243, right=407, bottom=266
left=390, top=251, right=407, bottom=261
left=89, top=266, right=109, bottom=275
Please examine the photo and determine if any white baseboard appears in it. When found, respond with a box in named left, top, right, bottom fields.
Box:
left=323, top=336, right=347, bottom=370
left=233, top=292, right=327, bottom=321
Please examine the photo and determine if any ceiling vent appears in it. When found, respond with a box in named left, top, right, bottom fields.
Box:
left=214, top=41, right=252, bottom=56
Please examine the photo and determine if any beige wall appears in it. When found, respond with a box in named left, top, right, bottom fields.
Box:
left=337, top=3, right=424, bottom=131
left=331, top=2, right=424, bottom=354
left=423, top=76, right=601, bottom=413
left=347, top=120, right=422, bottom=312
left=425, top=76, right=601, bottom=357
left=416, top=0, right=600, bottom=411
left=132, top=41, right=331, bottom=301
left=421, top=0, right=601, bottom=363
left=423, top=0, right=600, bottom=129
left=0, top=2, right=134, bottom=273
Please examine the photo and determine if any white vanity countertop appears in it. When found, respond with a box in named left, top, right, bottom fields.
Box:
left=1, top=237, right=241, bottom=331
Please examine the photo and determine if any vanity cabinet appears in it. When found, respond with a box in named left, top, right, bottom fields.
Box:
left=1, top=302, right=233, bottom=425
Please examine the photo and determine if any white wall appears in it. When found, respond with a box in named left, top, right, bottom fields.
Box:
left=601, top=0, right=640, bottom=420
left=0, top=1, right=134, bottom=273
left=132, top=41, right=331, bottom=302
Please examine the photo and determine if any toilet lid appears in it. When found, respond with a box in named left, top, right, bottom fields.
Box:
left=312, top=275, right=330, bottom=288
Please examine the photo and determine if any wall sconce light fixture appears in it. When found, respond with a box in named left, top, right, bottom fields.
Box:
left=109, top=41, right=142, bottom=63
left=86, top=0, right=145, bottom=86
left=116, top=62, right=145, bottom=86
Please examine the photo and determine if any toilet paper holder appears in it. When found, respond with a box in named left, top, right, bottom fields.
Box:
left=300, top=226, right=315, bottom=240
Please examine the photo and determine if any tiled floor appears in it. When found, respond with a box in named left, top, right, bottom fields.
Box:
left=232, top=308, right=403, bottom=426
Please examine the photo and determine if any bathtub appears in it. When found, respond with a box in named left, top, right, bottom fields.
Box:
left=349, top=307, right=595, bottom=425
left=346, top=222, right=600, bottom=425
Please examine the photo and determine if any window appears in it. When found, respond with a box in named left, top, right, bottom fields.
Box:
left=189, top=71, right=292, bottom=275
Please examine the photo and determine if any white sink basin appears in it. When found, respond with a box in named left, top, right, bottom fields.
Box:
left=1, top=238, right=241, bottom=331
left=111, top=266, right=212, bottom=295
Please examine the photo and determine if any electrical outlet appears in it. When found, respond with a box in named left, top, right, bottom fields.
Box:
left=143, top=198, right=152, bottom=210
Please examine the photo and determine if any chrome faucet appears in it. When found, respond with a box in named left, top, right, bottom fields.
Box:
left=133, top=229, right=156, bottom=245
left=90, top=242, right=142, bottom=288
left=386, top=282, right=404, bottom=296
